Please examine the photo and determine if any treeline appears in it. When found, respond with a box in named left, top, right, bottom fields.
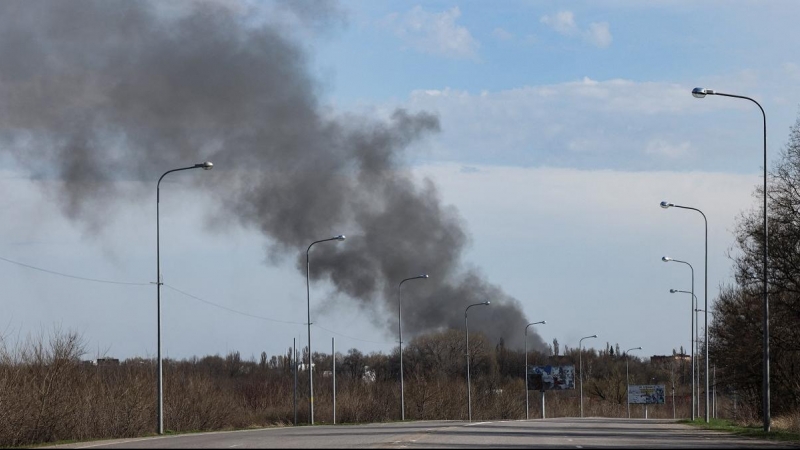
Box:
left=1, top=327, right=706, bottom=447
left=708, top=114, right=800, bottom=427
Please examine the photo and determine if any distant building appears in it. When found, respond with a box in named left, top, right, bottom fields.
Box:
left=82, top=357, right=120, bottom=366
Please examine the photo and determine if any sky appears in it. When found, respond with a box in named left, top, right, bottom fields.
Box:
left=1, top=0, right=800, bottom=364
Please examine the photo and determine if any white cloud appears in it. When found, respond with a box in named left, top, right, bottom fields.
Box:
left=585, top=22, right=612, bottom=48
left=383, top=6, right=479, bottom=60
left=783, top=62, right=800, bottom=81
left=541, top=10, right=613, bottom=48
left=540, top=10, right=578, bottom=36
left=341, top=74, right=792, bottom=173
left=645, top=139, right=692, bottom=158
left=492, top=27, right=513, bottom=41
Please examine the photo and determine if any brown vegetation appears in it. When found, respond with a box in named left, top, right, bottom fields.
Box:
left=1, top=327, right=728, bottom=447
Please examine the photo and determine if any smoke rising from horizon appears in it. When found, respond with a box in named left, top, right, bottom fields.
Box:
left=0, top=0, right=547, bottom=351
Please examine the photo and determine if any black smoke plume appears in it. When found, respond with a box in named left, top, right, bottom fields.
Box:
left=0, top=0, right=546, bottom=351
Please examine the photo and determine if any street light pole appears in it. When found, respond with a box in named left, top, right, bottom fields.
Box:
left=156, top=161, right=213, bottom=435
left=695, top=306, right=707, bottom=418
left=663, top=254, right=696, bottom=421
left=691, top=86, right=769, bottom=432
left=670, top=288, right=700, bottom=418
left=625, top=347, right=642, bottom=419
left=524, top=320, right=546, bottom=420
left=398, top=274, right=429, bottom=421
left=579, top=334, right=597, bottom=418
left=465, top=301, right=490, bottom=422
left=660, top=200, right=708, bottom=422
left=306, top=235, right=345, bottom=425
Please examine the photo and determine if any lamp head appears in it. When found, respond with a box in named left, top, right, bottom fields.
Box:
left=692, top=87, right=715, bottom=98
left=660, top=201, right=673, bottom=209
left=420, top=274, right=429, bottom=279
left=484, top=301, right=491, bottom=305
left=591, top=334, right=597, bottom=338
left=335, top=235, right=346, bottom=241
left=662, top=256, right=672, bottom=262
left=541, top=320, right=547, bottom=325
left=635, top=346, right=642, bottom=350
left=670, top=289, right=677, bottom=293
left=196, top=161, right=214, bottom=170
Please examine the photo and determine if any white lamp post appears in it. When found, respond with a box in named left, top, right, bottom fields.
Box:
left=305, top=235, right=345, bottom=424
left=465, top=301, right=490, bottom=422
left=579, top=334, right=597, bottom=418
left=524, top=320, right=546, bottom=420
left=625, top=346, right=642, bottom=419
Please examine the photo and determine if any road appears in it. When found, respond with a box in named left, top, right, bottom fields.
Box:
left=50, top=418, right=799, bottom=448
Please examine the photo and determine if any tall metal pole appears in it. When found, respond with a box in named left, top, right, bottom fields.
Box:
left=399, top=275, right=428, bottom=421
left=156, top=174, right=163, bottom=435
left=669, top=365, right=675, bottom=419
left=695, top=306, right=700, bottom=418
left=691, top=88, right=768, bottom=430
left=465, top=301, right=490, bottom=422
left=155, top=162, right=212, bottom=435
left=306, top=248, right=313, bottom=425
left=579, top=334, right=596, bottom=418
left=626, top=355, right=630, bottom=419
left=524, top=321, right=545, bottom=420
left=305, top=236, right=345, bottom=425
left=466, top=310, right=471, bottom=422
left=293, top=338, right=297, bottom=426
left=525, top=329, right=528, bottom=420
left=625, top=347, right=641, bottom=419
left=669, top=284, right=696, bottom=420
left=332, top=337, right=336, bottom=425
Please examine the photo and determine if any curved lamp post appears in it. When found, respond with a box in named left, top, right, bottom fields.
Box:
left=465, top=301, right=490, bottom=422
left=524, top=320, right=546, bottom=420
left=625, top=346, right=642, bottom=419
left=660, top=200, right=708, bottom=422
left=156, top=161, right=213, bottom=434
left=306, top=235, right=346, bottom=425
left=663, top=256, right=696, bottom=421
left=398, top=274, right=429, bottom=421
left=691, top=87, right=769, bottom=432
left=671, top=287, right=700, bottom=419
left=579, top=334, right=597, bottom=418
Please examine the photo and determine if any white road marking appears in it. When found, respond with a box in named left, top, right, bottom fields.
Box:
left=77, top=440, right=148, bottom=449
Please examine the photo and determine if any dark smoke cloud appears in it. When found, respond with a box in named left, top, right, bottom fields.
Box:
left=0, top=0, right=547, bottom=351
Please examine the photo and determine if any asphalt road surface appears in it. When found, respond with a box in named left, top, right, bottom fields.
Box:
left=50, top=418, right=799, bottom=449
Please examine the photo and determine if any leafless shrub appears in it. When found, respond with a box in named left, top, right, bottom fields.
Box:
left=0, top=326, right=747, bottom=447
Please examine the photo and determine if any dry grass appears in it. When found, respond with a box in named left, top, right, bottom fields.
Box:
left=772, top=411, right=800, bottom=433
left=0, top=329, right=749, bottom=447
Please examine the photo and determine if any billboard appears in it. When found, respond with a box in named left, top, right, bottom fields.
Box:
left=527, top=365, right=575, bottom=391
left=628, top=384, right=666, bottom=404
